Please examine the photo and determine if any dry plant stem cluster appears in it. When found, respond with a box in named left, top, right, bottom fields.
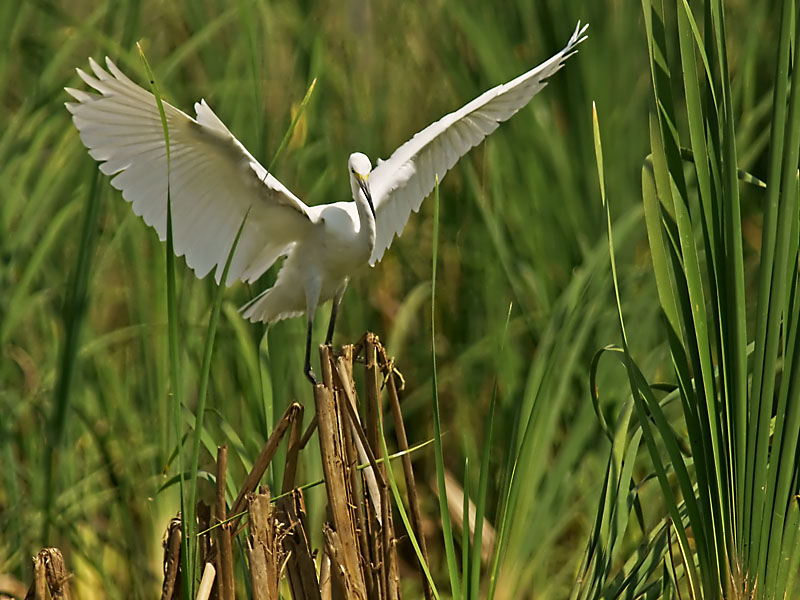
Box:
left=152, top=332, right=433, bottom=599
left=15, top=335, right=429, bottom=599
left=21, top=549, right=71, bottom=600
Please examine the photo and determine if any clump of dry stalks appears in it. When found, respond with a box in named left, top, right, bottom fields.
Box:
left=167, top=333, right=433, bottom=599
left=16, top=333, right=432, bottom=600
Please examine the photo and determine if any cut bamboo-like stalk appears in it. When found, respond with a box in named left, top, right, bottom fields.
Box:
left=30, top=550, right=48, bottom=600
left=215, top=446, right=235, bottom=600
left=336, top=348, right=374, bottom=597
left=161, top=515, right=182, bottom=600
left=379, top=341, right=433, bottom=600
left=230, top=402, right=302, bottom=531
left=334, top=356, right=385, bottom=506
left=28, top=548, right=71, bottom=600
left=247, top=491, right=281, bottom=600
left=362, top=335, right=385, bottom=596
left=278, top=490, right=321, bottom=600
left=323, top=526, right=356, bottom=600
left=282, top=404, right=305, bottom=493
left=366, top=335, right=400, bottom=600
left=319, top=553, right=332, bottom=600
left=197, top=502, right=212, bottom=574
left=316, top=346, right=368, bottom=600
left=152, top=334, right=429, bottom=599
left=195, top=563, right=216, bottom=600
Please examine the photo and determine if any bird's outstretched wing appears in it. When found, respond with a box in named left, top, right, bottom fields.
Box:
left=66, top=57, right=315, bottom=285
left=368, top=21, right=588, bottom=265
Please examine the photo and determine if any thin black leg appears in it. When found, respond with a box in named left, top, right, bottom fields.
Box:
left=325, top=294, right=340, bottom=346
left=303, top=317, right=318, bottom=385
left=325, top=283, right=347, bottom=346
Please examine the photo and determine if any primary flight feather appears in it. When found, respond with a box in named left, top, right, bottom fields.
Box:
left=66, top=22, right=587, bottom=383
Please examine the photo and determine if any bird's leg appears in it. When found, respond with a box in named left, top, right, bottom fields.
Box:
left=304, top=317, right=319, bottom=385
left=325, top=282, right=348, bottom=346
left=324, top=302, right=338, bottom=346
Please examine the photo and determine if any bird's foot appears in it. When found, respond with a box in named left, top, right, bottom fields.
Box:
left=304, top=366, right=320, bottom=386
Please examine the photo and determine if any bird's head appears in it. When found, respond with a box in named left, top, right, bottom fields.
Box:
left=348, top=152, right=375, bottom=219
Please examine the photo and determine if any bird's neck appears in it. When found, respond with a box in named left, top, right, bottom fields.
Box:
left=354, top=188, right=376, bottom=251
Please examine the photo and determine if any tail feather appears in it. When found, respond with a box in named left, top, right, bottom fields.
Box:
left=240, top=285, right=304, bottom=323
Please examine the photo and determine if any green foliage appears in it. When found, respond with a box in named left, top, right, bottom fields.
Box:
left=574, top=1, right=800, bottom=598
left=4, top=0, right=793, bottom=598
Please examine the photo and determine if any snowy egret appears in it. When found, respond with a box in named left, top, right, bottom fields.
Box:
left=66, top=22, right=587, bottom=384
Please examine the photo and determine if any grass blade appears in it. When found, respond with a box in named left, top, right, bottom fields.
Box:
left=461, top=458, right=470, bottom=599
left=470, top=304, right=509, bottom=600
left=267, top=77, right=317, bottom=174
left=42, top=167, right=101, bottom=544
left=431, top=175, right=461, bottom=599
left=137, top=43, right=190, bottom=598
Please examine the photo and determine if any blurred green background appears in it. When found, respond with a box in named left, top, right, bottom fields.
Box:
left=0, top=0, right=775, bottom=598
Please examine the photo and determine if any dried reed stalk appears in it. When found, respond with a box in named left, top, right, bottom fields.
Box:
left=154, top=333, right=427, bottom=599
left=281, top=404, right=305, bottom=493
left=215, top=445, right=235, bottom=600
left=196, top=563, right=217, bottom=600
left=334, top=347, right=373, bottom=597
left=246, top=490, right=282, bottom=600
left=230, top=402, right=302, bottom=532
left=161, top=515, right=182, bottom=600
left=364, top=336, right=400, bottom=600
left=377, top=340, right=433, bottom=600
left=277, top=490, right=321, bottom=599
left=23, top=551, right=45, bottom=600
left=23, top=548, right=71, bottom=600
left=314, top=346, right=368, bottom=600
left=197, top=502, right=213, bottom=575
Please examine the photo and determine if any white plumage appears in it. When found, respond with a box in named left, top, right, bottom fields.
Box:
left=66, top=22, right=587, bottom=383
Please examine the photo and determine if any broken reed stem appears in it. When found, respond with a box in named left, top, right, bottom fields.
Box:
left=378, top=341, right=433, bottom=600
left=314, top=346, right=368, bottom=600
left=196, top=503, right=213, bottom=583
left=28, top=551, right=46, bottom=600
left=229, top=402, right=302, bottom=531
left=337, top=348, right=375, bottom=598
left=25, top=548, right=70, bottom=600
left=319, top=554, right=332, bottom=600
left=298, top=414, right=318, bottom=449
left=278, top=491, right=321, bottom=599
left=196, top=563, right=216, bottom=600
left=361, top=337, right=384, bottom=597
left=246, top=490, right=280, bottom=600
left=215, top=445, right=235, bottom=600
left=281, top=403, right=305, bottom=494
left=155, top=333, right=425, bottom=599
left=366, top=335, right=400, bottom=600
left=333, top=357, right=387, bottom=493
left=161, top=515, right=182, bottom=600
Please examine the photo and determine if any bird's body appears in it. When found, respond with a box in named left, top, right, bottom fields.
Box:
left=244, top=193, right=375, bottom=323
left=66, top=22, right=587, bottom=383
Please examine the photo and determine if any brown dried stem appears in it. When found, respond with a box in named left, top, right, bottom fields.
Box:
left=246, top=491, right=282, bottom=600
left=316, top=346, right=368, bottom=600
left=377, top=341, right=433, bottom=600
left=161, top=515, right=183, bottom=600
left=278, top=490, right=321, bottom=600
left=229, top=402, right=302, bottom=531
left=215, top=445, right=235, bottom=600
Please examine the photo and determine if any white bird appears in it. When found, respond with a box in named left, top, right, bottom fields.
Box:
left=66, top=22, right=587, bottom=384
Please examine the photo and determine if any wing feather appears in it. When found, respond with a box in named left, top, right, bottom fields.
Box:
left=66, top=57, right=315, bottom=285
left=368, top=22, right=587, bottom=265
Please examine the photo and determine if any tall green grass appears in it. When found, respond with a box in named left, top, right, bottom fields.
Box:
left=573, top=1, right=800, bottom=598
left=2, top=0, right=785, bottom=598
